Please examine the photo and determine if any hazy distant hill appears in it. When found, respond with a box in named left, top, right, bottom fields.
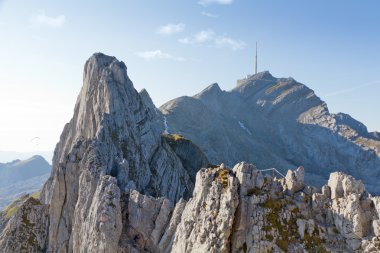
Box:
left=0, top=155, right=51, bottom=209
left=0, top=151, right=53, bottom=164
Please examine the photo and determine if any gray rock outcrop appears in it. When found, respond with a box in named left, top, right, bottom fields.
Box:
left=171, top=167, right=239, bottom=253
left=0, top=197, right=49, bottom=252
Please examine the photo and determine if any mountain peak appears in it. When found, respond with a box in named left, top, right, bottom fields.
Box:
left=34, top=52, right=209, bottom=252
left=70, top=52, right=134, bottom=143
left=236, top=71, right=275, bottom=87
left=252, top=70, right=274, bottom=80
left=139, top=88, right=158, bottom=111
left=194, top=82, right=222, bottom=99
left=206, top=82, right=221, bottom=91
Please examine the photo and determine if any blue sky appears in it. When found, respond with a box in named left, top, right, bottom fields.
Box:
left=0, top=0, right=379, bottom=159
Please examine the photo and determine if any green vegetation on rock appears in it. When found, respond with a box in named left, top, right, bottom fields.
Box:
left=2, top=194, right=29, bottom=219
left=31, top=191, right=41, bottom=199
left=216, top=169, right=229, bottom=189
left=163, top=134, right=188, bottom=142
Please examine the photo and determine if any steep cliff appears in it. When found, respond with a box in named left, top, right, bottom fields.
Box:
left=0, top=53, right=207, bottom=252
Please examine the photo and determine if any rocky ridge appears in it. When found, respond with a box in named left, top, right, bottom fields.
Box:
left=160, top=72, right=380, bottom=193
left=0, top=53, right=380, bottom=252
left=3, top=162, right=380, bottom=252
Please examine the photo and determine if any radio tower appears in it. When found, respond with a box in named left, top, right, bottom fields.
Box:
left=255, top=42, right=258, bottom=75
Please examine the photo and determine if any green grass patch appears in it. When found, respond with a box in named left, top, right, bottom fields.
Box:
left=4, top=205, right=19, bottom=219
left=31, top=191, right=41, bottom=199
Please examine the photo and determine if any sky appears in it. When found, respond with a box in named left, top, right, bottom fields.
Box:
left=0, top=0, right=379, bottom=162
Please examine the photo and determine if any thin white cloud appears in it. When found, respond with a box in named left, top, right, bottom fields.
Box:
left=31, top=10, right=66, bottom=28
left=179, top=30, right=215, bottom=44
left=201, top=11, right=219, bottom=18
left=156, top=23, right=186, bottom=35
left=198, top=0, right=233, bottom=6
left=215, top=35, right=246, bottom=50
left=324, top=80, right=380, bottom=97
left=179, top=30, right=246, bottom=51
left=135, top=50, right=185, bottom=61
left=194, top=30, right=215, bottom=43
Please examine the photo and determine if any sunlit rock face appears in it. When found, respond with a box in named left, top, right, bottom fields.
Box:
left=160, top=71, right=380, bottom=193
left=1, top=53, right=380, bottom=253
left=0, top=53, right=206, bottom=252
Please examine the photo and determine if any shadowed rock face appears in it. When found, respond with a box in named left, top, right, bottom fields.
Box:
left=160, top=71, right=380, bottom=193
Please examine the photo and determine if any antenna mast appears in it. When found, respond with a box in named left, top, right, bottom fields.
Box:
left=255, top=42, right=258, bottom=75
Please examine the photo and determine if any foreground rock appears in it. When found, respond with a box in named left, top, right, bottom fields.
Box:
left=3, top=161, right=380, bottom=252
left=0, top=197, right=49, bottom=252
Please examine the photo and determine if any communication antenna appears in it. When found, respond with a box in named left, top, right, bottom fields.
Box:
left=255, top=42, right=258, bottom=75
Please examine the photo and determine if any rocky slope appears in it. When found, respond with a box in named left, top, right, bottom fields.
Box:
left=0, top=194, right=48, bottom=252
left=160, top=72, right=380, bottom=193
left=1, top=53, right=380, bottom=252
left=0, top=155, right=51, bottom=209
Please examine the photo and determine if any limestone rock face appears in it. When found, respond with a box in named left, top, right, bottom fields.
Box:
left=285, top=166, right=305, bottom=193
left=0, top=53, right=207, bottom=253
left=117, top=189, right=176, bottom=253
left=160, top=71, right=380, bottom=193
left=171, top=167, right=239, bottom=253
left=328, top=171, right=365, bottom=199
left=71, top=175, right=122, bottom=253
left=170, top=164, right=380, bottom=253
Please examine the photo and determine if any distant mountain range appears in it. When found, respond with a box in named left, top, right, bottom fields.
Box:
left=0, top=155, right=51, bottom=209
left=160, top=71, right=380, bottom=193
left=0, top=151, right=53, bottom=164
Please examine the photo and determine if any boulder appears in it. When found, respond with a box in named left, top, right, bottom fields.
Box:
left=285, top=166, right=305, bottom=193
